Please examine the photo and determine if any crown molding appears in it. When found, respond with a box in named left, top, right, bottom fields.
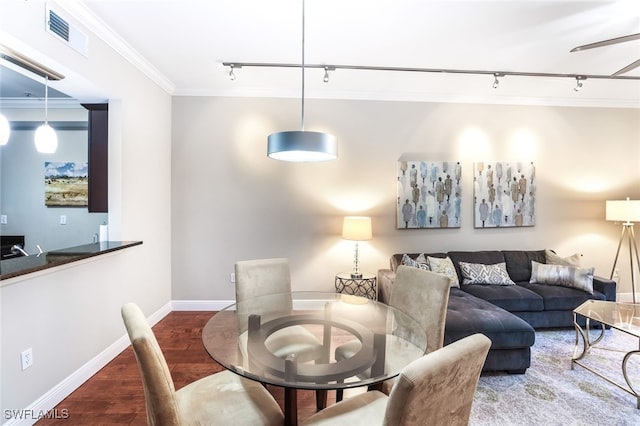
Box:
left=53, top=1, right=175, bottom=95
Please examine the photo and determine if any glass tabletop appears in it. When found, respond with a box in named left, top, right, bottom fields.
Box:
left=574, top=300, right=640, bottom=337
left=202, top=291, right=427, bottom=390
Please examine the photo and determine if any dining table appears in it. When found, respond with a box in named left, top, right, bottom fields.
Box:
left=201, top=291, right=427, bottom=426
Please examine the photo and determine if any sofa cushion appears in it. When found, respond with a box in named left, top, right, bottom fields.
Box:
left=391, top=253, right=447, bottom=271
left=502, top=250, right=546, bottom=282
left=460, top=283, right=544, bottom=312
left=459, top=262, right=515, bottom=285
left=530, top=261, right=594, bottom=294
left=447, top=251, right=506, bottom=284
left=445, top=288, right=535, bottom=350
left=517, top=281, right=606, bottom=310
left=545, top=249, right=582, bottom=266
left=401, top=253, right=429, bottom=270
left=427, top=256, right=460, bottom=288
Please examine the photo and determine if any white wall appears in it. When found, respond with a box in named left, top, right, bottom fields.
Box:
left=171, top=96, right=640, bottom=301
left=0, top=0, right=171, bottom=417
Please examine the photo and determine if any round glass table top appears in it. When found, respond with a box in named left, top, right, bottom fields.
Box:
left=202, top=291, right=427, bottom=390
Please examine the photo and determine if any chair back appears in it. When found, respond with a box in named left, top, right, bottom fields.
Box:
left=390, top=265, right=451, bottom=353
left=121, top=303, right=180, bottom=426
left=384, top=333, right=491, bottom=426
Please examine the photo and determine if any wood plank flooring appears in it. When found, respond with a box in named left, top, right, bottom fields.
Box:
left=36, top=311, right=335, bottom=425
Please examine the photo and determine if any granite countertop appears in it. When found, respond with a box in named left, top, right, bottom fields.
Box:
left=0, top=241, right=143, bottom=281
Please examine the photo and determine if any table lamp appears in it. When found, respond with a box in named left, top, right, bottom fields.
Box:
left=606, top=197, right=640, bottom=303
left=342, top=216, right=372, bottom=278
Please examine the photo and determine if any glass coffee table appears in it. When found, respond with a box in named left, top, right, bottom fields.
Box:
left=202, top=292, right=427, bottom=426
left=572, top=300, right=640, bottom=408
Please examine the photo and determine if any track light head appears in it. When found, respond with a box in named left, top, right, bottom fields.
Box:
left=323, top=66, right=330, bottom=83
left=229, top=64, right=239, bottom=81
left=492, top=74, right=500, bottom=89
left=574, top=76, right=586, bottom=92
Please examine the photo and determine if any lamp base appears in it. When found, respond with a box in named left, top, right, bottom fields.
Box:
left=350, top=272, right=363, bottom=279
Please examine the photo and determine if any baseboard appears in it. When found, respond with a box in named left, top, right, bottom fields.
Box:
left=3, top=302, right=172, bottom=426
left=171, top=299, right=234, bottom=311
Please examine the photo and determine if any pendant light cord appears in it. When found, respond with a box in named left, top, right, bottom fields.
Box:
left=300, top=0, right=305, bottom=131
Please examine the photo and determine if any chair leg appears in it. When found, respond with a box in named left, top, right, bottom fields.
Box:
left=335, top=388, right=343, bottom=402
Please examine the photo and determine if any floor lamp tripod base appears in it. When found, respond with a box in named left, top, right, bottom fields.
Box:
left=610, top=223, right=640, bottom=304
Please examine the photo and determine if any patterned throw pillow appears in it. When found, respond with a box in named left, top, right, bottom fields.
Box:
left=530, top=261, right=594, bottom=294
left=401, top=253, right=429, bottom=270
left=426, top=256, right=460, bottom=288
left=545, top=249, right=581, bottom=267
left=459, top=262, right=516, bottom=285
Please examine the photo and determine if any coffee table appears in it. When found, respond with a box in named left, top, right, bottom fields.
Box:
left=202, top=291, right=427, bottom=426
left=572, top=300, right=640, bottom=408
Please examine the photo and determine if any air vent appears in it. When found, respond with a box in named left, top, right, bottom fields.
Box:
left=48, top=10, right=70, bottom=41
left=45, top=5, right=89, bottom=57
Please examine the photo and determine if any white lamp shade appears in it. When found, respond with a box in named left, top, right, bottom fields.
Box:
left=0, top=113, right=9, bottom=146
left=606, top=199, right=640, bottom=222
left=342, top=216, right=372, bottom=241
left=34, top=123, right=58, bottom=153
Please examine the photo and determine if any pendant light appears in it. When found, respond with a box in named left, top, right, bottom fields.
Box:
left=34, top=76, right=58, bottom=153
left=267, top=0, right=337, bottom=162
left=0, top=113, right=9, bottom=146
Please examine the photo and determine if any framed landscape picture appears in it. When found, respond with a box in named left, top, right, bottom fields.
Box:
left=44, top=162, right=89, bottom=207
left=397, top=160, right=462, bottom=229
left=473, top=161, right=536, bottom=228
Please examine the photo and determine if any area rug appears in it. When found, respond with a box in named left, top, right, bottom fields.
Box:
left=470, top=329, right=640, bottom=425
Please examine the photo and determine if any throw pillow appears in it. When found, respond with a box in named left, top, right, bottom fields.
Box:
left=530, top=261, right=594, bottom=294
left=401, top=253, right=429, bottom=270
left=426, top=256, right=460, bottom=288
left=545, top=249, right=581, bottom=267
left=459, top=262, right=516, bottom=285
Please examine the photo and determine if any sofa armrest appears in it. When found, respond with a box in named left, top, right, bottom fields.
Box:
left=593, top=275, right=616, bottom=301
left=378, top=269, right=395, bottom=304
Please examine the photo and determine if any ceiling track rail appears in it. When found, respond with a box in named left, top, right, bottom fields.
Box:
left=0, top=44, right=65, bottom=81
left=222, top=62, right=640, bottom=81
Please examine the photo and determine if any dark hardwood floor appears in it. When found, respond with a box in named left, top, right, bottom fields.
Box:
left=36, top=311, right=333, bottom=425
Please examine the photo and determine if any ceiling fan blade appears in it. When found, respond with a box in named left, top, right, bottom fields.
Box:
left=571, top=33, right=640, bottom=52
left=612, top=58, right=640, bottom=76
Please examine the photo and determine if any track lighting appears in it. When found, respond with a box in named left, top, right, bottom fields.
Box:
left=229, top=64, right=236, bottom=81
left=492, top=73, right=500, bottom=89
left=323, top=66, right=330, bottom=83
left=574, top=76, right=585, bottom=92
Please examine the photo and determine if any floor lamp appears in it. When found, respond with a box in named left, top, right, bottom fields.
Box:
left=606, top=198, right=640, bottom=304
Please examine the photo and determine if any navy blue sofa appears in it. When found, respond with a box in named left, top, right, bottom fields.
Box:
left=378, top=250, right=616, bottom=374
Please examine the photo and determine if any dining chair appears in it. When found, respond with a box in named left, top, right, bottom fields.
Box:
left=121, top=302, right=284, bottom=426
left=335, top=265, right=451, bottom=400
left=301, top=333, right=491, bottom=426
left=235, top=258, right=324, bottom=362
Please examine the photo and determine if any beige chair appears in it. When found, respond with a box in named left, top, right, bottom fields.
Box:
left=302, top=333, right=491, bottom=426
left=121, top=302, right=284, bottom=426
left=335, top=265, right=451, bottom=400
left=235, top=258, right=324, bottom=362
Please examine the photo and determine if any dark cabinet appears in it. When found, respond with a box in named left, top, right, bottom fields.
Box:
left=83, top=103, right=108, bottom=213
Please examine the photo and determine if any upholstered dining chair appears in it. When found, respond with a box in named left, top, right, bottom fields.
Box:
left=235, top=258, right=324, bottom=362
left=121, top=302, right=284, bottom=426
left=335, top=265, right=451, bottom=400
left=302, top=333, right=491, bottom=426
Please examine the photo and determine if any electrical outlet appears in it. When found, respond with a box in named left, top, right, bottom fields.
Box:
left=60, top=215, right=67, bottom=225
left=0, top=214, right=6, bottom=224
left=230, top=272, right=236, bottom=283
left=21, top=348, right=33, bottom=370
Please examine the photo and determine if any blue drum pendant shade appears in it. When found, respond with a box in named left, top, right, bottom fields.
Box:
left=268, top=130, right=337, bottom=162
left=267, top=0, right=337, bottom=162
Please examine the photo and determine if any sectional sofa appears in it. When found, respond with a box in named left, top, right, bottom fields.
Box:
left=378, top=249, right=617, bottom=373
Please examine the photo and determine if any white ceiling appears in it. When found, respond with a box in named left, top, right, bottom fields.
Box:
left=61, top=1, right=640, bottom=107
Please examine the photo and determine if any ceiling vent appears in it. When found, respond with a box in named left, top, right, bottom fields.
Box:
left=45, top=5, right=89, bottom=57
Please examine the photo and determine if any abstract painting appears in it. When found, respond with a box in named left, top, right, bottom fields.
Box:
left=473, top=161, right=536, bottom=228
left=397, top=160, right=462, bottom=229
